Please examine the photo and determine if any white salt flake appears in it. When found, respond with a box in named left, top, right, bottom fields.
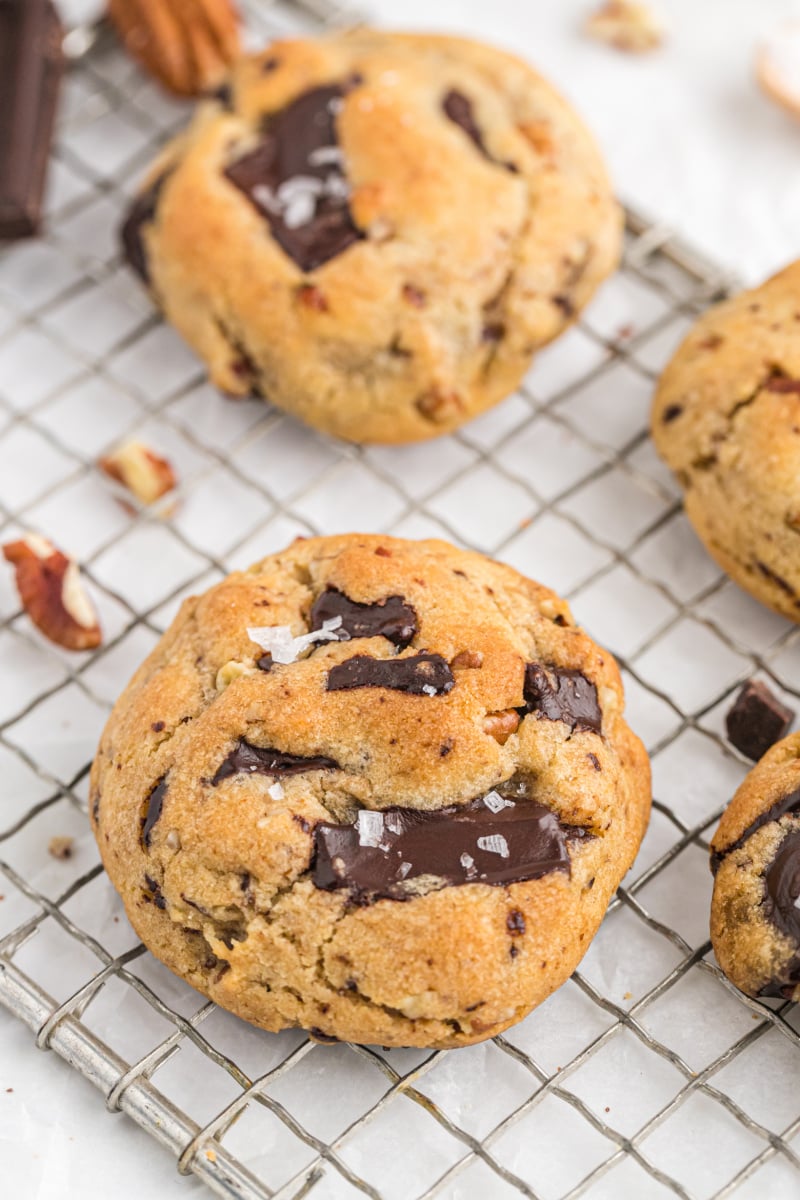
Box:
left=398, top=862, right=412, bottom=879
left=308, top=146, right=344, bottom=167
left=247, top=615, right=343, bottom=664
left=268, top=781, right=285, bottom=800
left=421, top=684, right=437, bottom=697
left=357, top=810, right=386, bottom=848
left=483, top=790, right=515, bottom=813
left=283, top=191, right=317, bottom=230
left=460, top=852, right=475, bottom=872
left=477, top=834, right=510, bottom=858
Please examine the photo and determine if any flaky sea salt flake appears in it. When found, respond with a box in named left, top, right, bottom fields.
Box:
left=477, top=834, right=510, bottom=858
left=247, top=615, right=343, bottom=664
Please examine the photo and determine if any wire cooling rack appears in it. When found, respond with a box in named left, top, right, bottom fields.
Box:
left=3, top=2, right=800, bottom=1198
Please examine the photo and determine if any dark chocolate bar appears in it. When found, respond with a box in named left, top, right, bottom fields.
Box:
left=0, top=0, right=64, bottom=240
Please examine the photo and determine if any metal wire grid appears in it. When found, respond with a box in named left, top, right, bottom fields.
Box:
left=2, top=3, right=800, bottom=1197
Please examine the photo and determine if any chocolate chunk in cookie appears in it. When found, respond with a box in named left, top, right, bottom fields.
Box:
left=725, top=679, right=794, bottom=763
left=327, top=652, right=455, bottom=695
left=212, top=739, right=338, bottom=784
left=224, top=84, right=362, bottom=272
left=313, top=792, right=587, bottom=902
left=521, top=663, right=602, bottom=733
left=310, top=587, right=417, bottom=647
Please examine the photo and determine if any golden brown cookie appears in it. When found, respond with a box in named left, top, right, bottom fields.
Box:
left=652, top=261, right=800, bottom=621
left=121, top=30, right=621, bottom=443
left=90, top=534, right=649, bottom=1048
left=711, top=732, right=800, bottom=1000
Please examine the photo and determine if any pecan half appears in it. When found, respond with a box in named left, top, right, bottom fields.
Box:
left=3, top=535, right=102, bottom=651
left=107, top=0, right=241, bottom=97
left=99, top=440, right=177, bottom=506
left=583, top=1, right=664, bottom=53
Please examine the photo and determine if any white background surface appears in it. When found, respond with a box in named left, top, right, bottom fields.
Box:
left=4, top=1, right=800, bottom=1197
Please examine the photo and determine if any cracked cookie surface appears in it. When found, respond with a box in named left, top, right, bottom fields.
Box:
left=121, top=29, right=621, bottom=443
left=90, top=534, right=650, bottom=1047
left=652, top=261, right=800, bottom=621
left=711, top=732, right=800, bottom=1000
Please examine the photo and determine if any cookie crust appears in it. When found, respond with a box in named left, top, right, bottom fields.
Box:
left=90, top=534, right=650, bottom=1047
left=652, top=261, right=800, bottom=621
left=123, top=30, right=621, bottom=443
left=711, top=732, right=800, bottom=1000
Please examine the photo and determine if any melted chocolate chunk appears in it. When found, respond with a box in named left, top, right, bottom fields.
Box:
left=725, top=679, right=794, bottom=763
left=141, top=776, right=168, bottom=849
left=212, top=739, right=339, bottom=785
left=766, top=831, right=800, bottom=945
left=121, top=171, right=170, bottom=284
left=310, top=587, right=417, bottom=648
left=327, top=653, right=454, bottom=696
left=143, top=874, right=166, bottom=910
left=313, top=793, right=590, bottom=902
left=711, top=785, right=800, bottom=874
left=521, top=663, right=602, bottom=734
left=224, top=84, right=363, bottom=272
left=442, top=90, right=517, bottom=173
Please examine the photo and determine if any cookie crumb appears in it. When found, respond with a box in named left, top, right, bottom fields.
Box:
left=623, top=990, right=632, bottom=1000
left=726, top=679, right=794, bottom=762
left=48, top=836, right=74, bottom=861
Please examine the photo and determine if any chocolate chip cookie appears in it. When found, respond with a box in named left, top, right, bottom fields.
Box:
left=710, top=732, right=800, bottom=1000
left=90, top=534, right=649, bottom=1047
left=652, top=261, right=800, bottom=621
left=121, top=30, right=621, bottom=443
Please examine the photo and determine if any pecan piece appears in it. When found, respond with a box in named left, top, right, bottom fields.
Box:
left=483, top=710, right=521, bottom=744
left=107, top=0, right=241, bottom=97
left=99, top=440, right=177, bottom=506
left=756, top=23, right=800, bottom=122
left=3, top=535, right=102, bottom=651
left=583, top=1, right=665, bottom=53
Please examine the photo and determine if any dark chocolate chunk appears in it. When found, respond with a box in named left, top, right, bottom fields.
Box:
left=0, top=0, right=64, bottom=240
left=725, top=679, right=794, bottom=763
left=141, top=776, right=168, bottom=849
left=313, top=792, right=590, bottom=903
left=121, top=171, right=171, bottom=284
left=143, top=874, right=166, bottom=910
left=506, top=909, right=526, bottom=935
left=521, top=663, right=602, bottom=734
left=212, top=739, right=338, bottom=785
left=662, top=404, right=683, bottom=424
left=327, top=653, right=454, bottom=696
left=442, top=89, right=517, bottom=173
left=224, top=84, right=363, bottom=272
left=310, top=587, right=417, bottom=648
left=711, top=785, right=800, bottom=874
left=765, top=831, right=800, bottom=945
left=256, top=653, right=274, bottom=672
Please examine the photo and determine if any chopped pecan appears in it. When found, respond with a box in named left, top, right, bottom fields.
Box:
left=99, top=440, right=177, bottom=506
left=107, top=0, right=241, bottom=97
left=3, top=535, right=102, bottom=651
left=483, top=710, right=521, bottom=744
left=583, top=1, right=665, bottom=53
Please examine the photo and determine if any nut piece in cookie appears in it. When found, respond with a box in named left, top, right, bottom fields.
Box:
left=726, top=679, right=794, bottom=763
left=107, top=0, right=241, bottom=97
left=711, top=733, right=800, bottom=1000
left=89, top=533, right=650, bottom=1048
left=3, top=534, right=101, bottom=651
left=100, top=440, right=177, bottom=507
left=651, top=261, right=800, bottom=621
left=119, top=31, right=621, bottom=443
